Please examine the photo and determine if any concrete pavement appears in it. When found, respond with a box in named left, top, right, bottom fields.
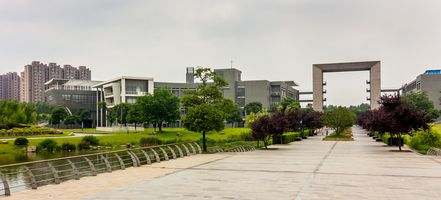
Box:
left=9, top=126, right=441, bottom=200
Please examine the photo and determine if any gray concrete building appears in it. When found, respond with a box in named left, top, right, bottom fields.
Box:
left=402, top=69, right=441, bottom=110
left=45, top=78, right=103, bottom=127
left=155, top=67, right=299, bottom=110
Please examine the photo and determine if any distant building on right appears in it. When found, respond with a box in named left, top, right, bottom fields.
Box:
left=401, top=69, right=441, bottom=110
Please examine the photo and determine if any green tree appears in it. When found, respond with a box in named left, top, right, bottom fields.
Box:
left=127, top=103, right=144, bottom=132
left=181, top=67, right=229, bottom=152
left=402, top=92, right=440, bottom=119
left=137, top=88, right=180, bottom=132
left=0, top=100, right=37, bottom=128
left=50, top=106, right=68, bottom=128
left=108, top=103, right=130, bottom=127
left=64, top=115, right=78, bottom=128
left=222, top=99, right=242, bottom=127
left=75, top=108, right=91, bottom=130
left=277, top=97, right=300, bottom=112
left=321, top=106, right=355, bottom=135
left=244, top=102, right=263, bottom=115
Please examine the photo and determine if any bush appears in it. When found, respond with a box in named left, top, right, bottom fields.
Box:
left=227, top=131, right=253, bottom=142
left=81, top=135, right=99, bottom=146
left=282, top=132, right=300, bottom=144
left=37, top=139, right=58, bottom=152
left=139, top=137, right=162, bottom=146
left=0, top=126, right=59, bottom=137
left=61, top=142, right=76, bottom=151
left=14, top=137, right=29, bottom=146
left=78, top=141, right=91, bottom=150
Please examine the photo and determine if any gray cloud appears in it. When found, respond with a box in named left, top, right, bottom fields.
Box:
left=1, top=0, right=440, bottom=106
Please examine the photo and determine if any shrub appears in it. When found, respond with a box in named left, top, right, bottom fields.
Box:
left=37, top=139, right=58, bottom=152
left=78, top=141, right=91, bottom=150
left=282, top=132, right=300, bottom=144
left=139, top=137, right=162, bottom=146
left=14, top=137, right=29, bottom=146
left=81, top=135, right=99, bottom=146
left=61, top=142, right=76, bottom=151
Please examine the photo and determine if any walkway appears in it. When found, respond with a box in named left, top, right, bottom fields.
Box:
left=8, top=126, right=441, bottom=199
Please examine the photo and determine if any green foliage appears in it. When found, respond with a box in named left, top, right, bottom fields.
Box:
left=245, top=109, right=269, bottom=128
left=75, top=108, right=91, bottom=128
left=139, top=137, right=163, bottom=146
left=0, top=100, right=37, bottom=128
left=37, top=139, right=58, bottom=152
left=181, top=67, right=230, bottom=152
left=81, top=135, right=99, bottom=146
left=277, top=97, right=300, bottom=112
left=244, top=102, right=263, bottom=114
left=50, top=106, right=68, bottom=127
left=402, top=92, right=440, bottom=119
left=281, top=132, right=301, bottom=144
left=78, top=141, right=91, bottom=150
left=136, top=88, right=180, bottom=132
left=108, top=103, right=130, bottom=126
left=14, top=137, right=29, bottom=146
left=321, top=106, right=355, bottom=134
left=182, top=104, right=226, bottom=133
left=61, top=142, right=76, bottom=151
left=222, top=99, right=243, bottom=126
left=64, top=115, right=78, bottom=127
left=0, top=126, right=59, bottom=137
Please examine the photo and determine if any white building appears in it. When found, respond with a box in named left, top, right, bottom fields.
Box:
left=93, top=76, right=154, bottom=108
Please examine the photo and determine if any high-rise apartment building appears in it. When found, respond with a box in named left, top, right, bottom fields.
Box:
left=78, top=66, right=92, bottom=80
left=20, top=61, right=92, bottom=102
left=0, top=72, right=21, bottom=100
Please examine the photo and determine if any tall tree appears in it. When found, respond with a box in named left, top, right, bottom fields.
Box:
left=277, top=97, right=300, bottom=112
left=181, top=67, right=229, bottom=152
left=244, top=102, right=263, bottom=115
left=222, top=99, right=242, bottom=127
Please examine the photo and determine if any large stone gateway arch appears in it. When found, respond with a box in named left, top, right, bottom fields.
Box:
left=313, top=61, right=381, bottom=111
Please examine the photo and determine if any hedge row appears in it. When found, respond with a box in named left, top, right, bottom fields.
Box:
left=0, top=127, right=61, bottom=137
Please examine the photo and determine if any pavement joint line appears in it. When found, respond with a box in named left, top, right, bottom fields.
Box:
left=142, top=155, right=233, bottom=181
left=295, top=141, right=338, bottom=200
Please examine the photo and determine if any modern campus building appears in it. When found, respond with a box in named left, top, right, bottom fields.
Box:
left=0, top=72, right=21, bottom=101
left=45, top=78, right=103, bottom=127
left=401, top=69, right=441, bottom=110
left=155, top=67, right=299, bottom=111
left=93, top=76, right=154, bottom=128
left=21, top=61, right=92, bottom=103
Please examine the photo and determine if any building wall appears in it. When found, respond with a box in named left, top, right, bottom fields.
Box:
left=20, top=61, right=91, bottom=102
left=402, top=73, right=441, bottom=111
left=420, top=74, right=441, bottom=110
left=241, top=80, right=271, bottom=109
left=0, top=72, right=20, bottom=100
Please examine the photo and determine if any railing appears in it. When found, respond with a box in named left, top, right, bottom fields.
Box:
left=0, top=142, right=202, bottom=197
left=427, top=147, right=441, bottom=156
left=209, top=145, right=256, bottom=153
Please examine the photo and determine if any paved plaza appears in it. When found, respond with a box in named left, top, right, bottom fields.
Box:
left=9, top=126, right=441, bottom=200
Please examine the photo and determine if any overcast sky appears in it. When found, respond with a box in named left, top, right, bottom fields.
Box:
left=1, top=0, right=441, bottom=106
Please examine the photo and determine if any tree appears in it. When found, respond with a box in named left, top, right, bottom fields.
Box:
left=244, top=102, right=263, bottom=115
left=98, top=101, right=108, bottom=127
left=303, top=111, right=323, bottom=135
left=181, top=67, right=229, bottom=152
left=402, top=92, right=440, bottom=119
left=0, top=100, right=37, bottom=128
left=269, top=111, right=288, bottom=144
left=127, top=103, right=144, bottom=132
left=50, top=106, right=68, bottom=128
left=321, top=106, right=355, bottom=135
left=75, top=108, right=91, bottom=130
left=108, top=103, right=130, bottom=127
left=137, top=88, right=180, bottom=132
left=358, top=95, right=431, bottom=151
left=222, top=99, right=242, bottom=127
left=64, top=115, right=77, bottom=128
left=277, top=97, right=300, bottom=112
left=251, top=115, right=272, bottom=149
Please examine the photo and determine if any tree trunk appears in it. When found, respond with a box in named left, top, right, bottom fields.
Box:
left=202, top=131, right=207, bottom=152
left=134, top=123, right=137, bottom=133
left=398, top=133, right=402, bottom=151
left=158, top=122, right=162, bottom=133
